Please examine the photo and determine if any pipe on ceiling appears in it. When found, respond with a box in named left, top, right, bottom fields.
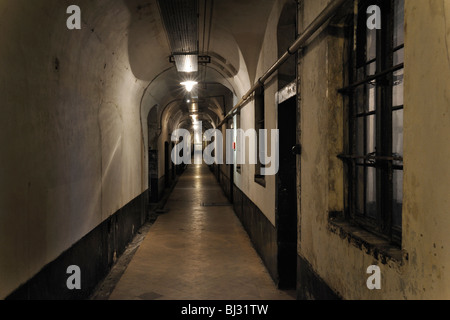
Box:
left=218, top=0, right=349, bottom=127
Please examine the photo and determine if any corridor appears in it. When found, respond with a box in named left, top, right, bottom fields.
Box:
left=107, top=164, right=293, bottom=300
left=2, top=0, right=450, bottom=301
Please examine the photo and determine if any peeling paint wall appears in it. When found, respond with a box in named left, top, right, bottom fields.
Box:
left=401, top=0, right=450, bottom=299
left=298, top=0, right=450, bottom=299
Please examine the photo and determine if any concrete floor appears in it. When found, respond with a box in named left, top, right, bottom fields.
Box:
left=107, top=164, right=294, bottom=300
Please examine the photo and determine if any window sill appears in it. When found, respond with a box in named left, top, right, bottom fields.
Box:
left=328, top=215, right=407, bottom=265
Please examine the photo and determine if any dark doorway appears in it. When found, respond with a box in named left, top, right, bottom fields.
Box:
left=217, top=164, right=221, bottom=184
left=149, top=150, right=159, bottom=202
left=277, top=96, right=298, bottom=289
left=171, top=142, right=175, bottom=180
left=164, top=141, right=170, bottom=187
left=229, top=163, right=234, bottom=203
left=229, top=120, right=234, bottom=203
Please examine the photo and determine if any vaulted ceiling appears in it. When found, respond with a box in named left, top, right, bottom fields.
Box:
left=124, top=0, right=278, bottom=133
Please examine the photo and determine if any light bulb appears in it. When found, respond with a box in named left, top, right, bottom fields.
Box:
left=181, top=81, right=198, bottom=92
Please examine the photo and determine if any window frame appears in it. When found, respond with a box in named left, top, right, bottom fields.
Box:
left=339, top=0, right=404, bottom=246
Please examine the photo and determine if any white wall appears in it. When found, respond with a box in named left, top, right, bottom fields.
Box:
left=232, top=0, right=290, bottom=226
left=0, top=0, right=148, bottom=298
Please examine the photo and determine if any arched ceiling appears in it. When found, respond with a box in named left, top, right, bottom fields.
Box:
left=123, top=0, right=278, bottom=132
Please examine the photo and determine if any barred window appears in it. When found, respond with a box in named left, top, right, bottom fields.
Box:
left=339, top=0, right=404, bottom=245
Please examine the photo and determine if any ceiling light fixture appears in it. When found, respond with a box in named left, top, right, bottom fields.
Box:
left=173, top=54, right=198, bottom=73
left=190, top=102, right=198, bottom=114
left=181, top=81, right=198, bottom=93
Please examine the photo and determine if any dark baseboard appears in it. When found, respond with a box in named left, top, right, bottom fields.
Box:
left=232, top=187, right=278, bottom=285
left=296, top=254, right=341, bottom=300
left=6, top=190, right=149, bottom=300
left=150, top=176, right=166, bottom=203
left=220, top=173, right=233, bottom=202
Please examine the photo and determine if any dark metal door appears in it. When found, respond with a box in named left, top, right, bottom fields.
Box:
left=277, top=96, right=298, bottom=289
left=165, top=142, right=170, bottom=187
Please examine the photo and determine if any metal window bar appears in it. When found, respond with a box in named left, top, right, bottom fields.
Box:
left=338, top=153, right=403, bottom=162
left=338, top=63, right=404, bottom=94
